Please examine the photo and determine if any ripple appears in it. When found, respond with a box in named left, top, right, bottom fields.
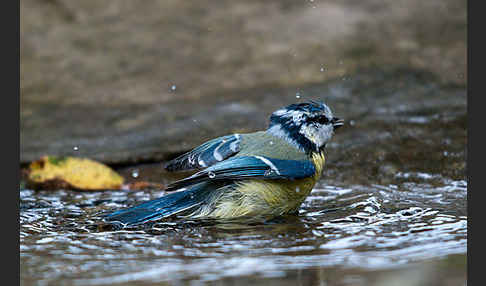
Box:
left=20, top=175, right=467, bottom=284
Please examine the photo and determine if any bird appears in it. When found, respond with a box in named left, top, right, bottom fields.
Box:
left=103, top=100, right=343, bottom=226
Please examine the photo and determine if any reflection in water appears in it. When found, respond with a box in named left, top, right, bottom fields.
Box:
left=20, top=173, right=467, bottom=285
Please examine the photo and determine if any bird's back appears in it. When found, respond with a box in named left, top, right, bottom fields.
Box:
left=237, top=131, right=308, bottom=160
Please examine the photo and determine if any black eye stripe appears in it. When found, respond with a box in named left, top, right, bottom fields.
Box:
left=310, top=116, right=329, bottom=124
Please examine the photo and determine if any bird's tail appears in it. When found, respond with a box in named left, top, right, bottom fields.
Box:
left=102, top=183, right=212, bottom=225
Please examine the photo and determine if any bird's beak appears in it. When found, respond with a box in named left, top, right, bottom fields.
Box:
left=332, top=117, right=344, bottom=130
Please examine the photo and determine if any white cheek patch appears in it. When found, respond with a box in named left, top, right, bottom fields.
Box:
left=300, top=123, right=333, bottom=148
left=300, top=125, right=316, bottom=144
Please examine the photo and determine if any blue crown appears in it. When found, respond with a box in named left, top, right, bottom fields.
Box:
left=284, top=100, right=328, bottom=114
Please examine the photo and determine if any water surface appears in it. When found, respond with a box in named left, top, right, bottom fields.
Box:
left=20, top=171, right=467, bottom=285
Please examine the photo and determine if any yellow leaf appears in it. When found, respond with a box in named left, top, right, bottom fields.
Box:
left=27, top=156, right=124, bottom=190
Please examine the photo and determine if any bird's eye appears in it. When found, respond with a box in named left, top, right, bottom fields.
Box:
left=313, top=116, right=329, bottom=125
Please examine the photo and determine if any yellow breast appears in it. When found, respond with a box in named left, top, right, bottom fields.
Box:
left=311, top=151, right=326, bottom=181
left=197, top=151, right=326, bottom=220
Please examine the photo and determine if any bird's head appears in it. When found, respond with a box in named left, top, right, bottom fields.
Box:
left=267, top=100, right=343, bottom=153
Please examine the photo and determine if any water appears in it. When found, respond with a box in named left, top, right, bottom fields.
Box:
left=20, top=173, right=467, bottom=285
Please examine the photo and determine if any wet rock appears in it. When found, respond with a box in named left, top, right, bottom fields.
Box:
left=21, top=0, right=466, bottom=167
left=21, top=67, right=466, bottom=171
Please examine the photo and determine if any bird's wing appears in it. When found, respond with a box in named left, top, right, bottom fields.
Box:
left=165, top=134, right=242, bottom=171
left=165, top=155, right=316, bottom=191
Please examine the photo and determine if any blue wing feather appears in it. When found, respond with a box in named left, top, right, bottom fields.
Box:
left=165, top=156, right=316, bottom=191
left=103, top=182, right=213, bottom=225
left=165, top=134, right=241, bottom=171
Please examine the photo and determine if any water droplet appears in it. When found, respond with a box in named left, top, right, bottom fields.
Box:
left=208, top=171, right=216, bottom=178
left=269, top=141, right=274, bottom=145
left=349, top=120, right=356, bottom=126
left=73, top=146, right=79, bottom=151
left=170, top=85, right=177, bottom=91
left=365, top=230, right=375, bottom=236
left=296, top=187, right=301, bottom=193
left=312, top=230, right=324, bottom=237
left=296, top=92, right=301, bottom=99
left=131, top=170, right=139, bottom=178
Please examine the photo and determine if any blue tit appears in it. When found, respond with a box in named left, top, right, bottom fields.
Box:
left=103, top=100, right=343, bottom=225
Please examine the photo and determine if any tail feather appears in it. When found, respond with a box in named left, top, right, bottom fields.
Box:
left=103, top=183, right=210, bottom=225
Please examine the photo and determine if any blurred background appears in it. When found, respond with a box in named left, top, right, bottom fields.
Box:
left=20, top=0, right=466, bottom=167
left=20, top=1, right=467, bottom=285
